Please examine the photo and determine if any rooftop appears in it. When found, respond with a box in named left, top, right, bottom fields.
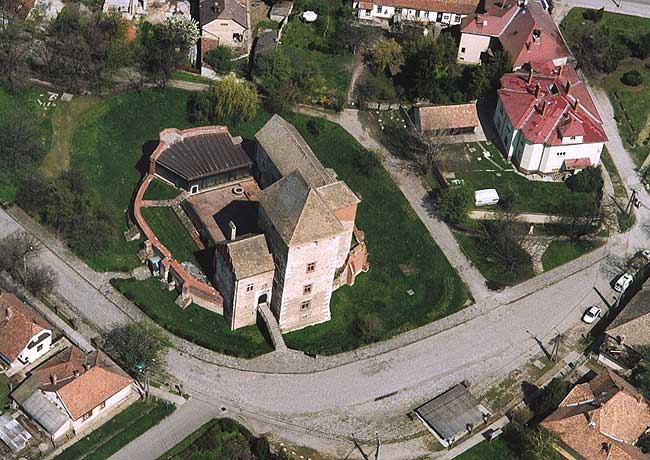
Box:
left=185, top=179, right=261, bottom=244
left=415, top=103, right=480, bottom=132
left=542, top=370, right=650, bottom=460
left=415, top=383, right=487, bottom=445
left=219, top=234, right=275, bottom=280
left=156, top=126, right=252, bottom=182
left=0, top=293, right=53, bottom=363
left=258, top=171, right=343, bottom=247
left=199, top=0, right=248, bottom=27
left=606, top=285, right=650, bottom=349
left=255, top=114, right=336, bottom=188
left=498, top=64, right=607, bottom=146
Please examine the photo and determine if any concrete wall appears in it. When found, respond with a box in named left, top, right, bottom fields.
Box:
left=333, top=205, right=357, bottom=269
left=536, top=142, right=604, bottom=174
left=232, top=271, right=274, bottom=329
left=254, top=144, right=282, bottom=189
left=277, top=237, right=339, bottom=332
left=71, top=385, right=133, bottom=433
left=202, top=19, right=247, bottom=50
left=16, top=330, right=52, bottom=365
left=457, top=33, right=491, bottom=64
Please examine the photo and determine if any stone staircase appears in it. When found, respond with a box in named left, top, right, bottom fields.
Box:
left=257, top=302, right=287, bottom=352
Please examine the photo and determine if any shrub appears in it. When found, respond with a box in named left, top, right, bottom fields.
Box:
left=436, top=185, right=473, bottom=224
left=352, top=313, right=385, bottom=344
left=565, top=167, right=603, bottom=193
left=307, top=118, right=327, bottom=135
left=203, top=46, right=234, bottom=74
left=530, top=378, right=568, bottom=417
left=621, top=69, right=643, bottom=86
left=583, top=7, right=604, bottom=22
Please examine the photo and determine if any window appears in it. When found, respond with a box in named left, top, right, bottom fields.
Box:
left=82, top=410, right=93, bottom=421
left=301, top=300, right=311, bottom=311
left=422, top=11, right=428, bottom=18
left=190, top=185, right=199, bottom=194
left=303, top=284, right=312, bottom=295
left=365, top=9, right=370, bottom=15
left=99, top=401, right=106, bottom=410
left=556, top=151, right=566, bottom=156
left=461, top=47, right=466, bottom=53
left=454, top=14, right=461, bottom=22
left=246, top=283, right=254, bottom=292
left=306, top=262, right=316, bottom=273
left=415, top=9, right=420, bottom=17
left=395, top=7, right=401, bottom=13
left=37, top=344, right=43, bottom=352
left=570, top=136, right=576, bottom=140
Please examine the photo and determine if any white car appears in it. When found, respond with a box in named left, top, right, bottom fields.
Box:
left=582, top=306, right=601, bottom=324
left=614, top=273, right=634, bottom=293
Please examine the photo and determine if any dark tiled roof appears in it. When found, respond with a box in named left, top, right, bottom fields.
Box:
left=157, top=132, right=252, bottom=182
left=200, top=0, right=248, bottom=28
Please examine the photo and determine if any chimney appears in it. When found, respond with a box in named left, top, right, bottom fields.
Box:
left=5, top=307, right=11, bottom=321
left=73, top=370, right=80, bottom=378
left=566, top=81, right=571, bottom=94
left=574, top=98, right=580, bottom=110
left=228, top=221, right=237, bottom=240
left=527, top=68, right=534, bottom=85
left=83, top=362, right=90, bottom=371
left=559, top=65, right=564, bottom=77
left=50, top=373, right=58, bottom=385
left=541, top=101, right=548, bottom=116
left=482, top=19, right=488, bottom=27
left=534, top=83, right=540, bottom=98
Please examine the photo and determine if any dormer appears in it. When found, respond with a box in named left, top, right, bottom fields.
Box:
left=558, top=113, right=585, bottom=144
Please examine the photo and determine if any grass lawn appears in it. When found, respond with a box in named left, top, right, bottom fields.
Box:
left=442, top=143, right=597, bottom=215
left=171, top=71, right=213, bottom=84
left=112, top=278, right=273, bottom=357
left=0, top=373, right=10, bottom=410
left=140, top=207, right=198, bottom=265
left=453, top=230, right=534, bottom=287
left=143, top=179, right=181, bottom=201
left=561, top=8, right=650, bottom=48
left=40, top=96, right=99, bottom=177
left=54, top=398, right=175, bottom=460
left=454, top=438, right=516, bottom=460
left=71, top=88, right=271, bottom=272
left=0, top=85, right=53, bottom=205
left=542, top=240, right=602, bottom=272
left=280, top=18, right=353, bottom=100
left=283, top=115, right=470, bottom=354
left=600, top=146, right=628, bottom=202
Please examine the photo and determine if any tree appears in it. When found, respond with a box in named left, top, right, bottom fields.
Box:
left=356, top=70, right=397, bottom=108
left=370, top=38, right=403, bottom=73
left=530, top=378, right=568, bottom=417
left=102, top=322, right=171, bottom=377
left=204, top=46, right=234, bottom=74
left=19, top=264, right=57, bottom=298
left=220, top=432, right=252, bottom=460
left=622, top=69, right=643, bottom=86
left=352, top=313, right=385, bottom=344
left=504, top=424, right=558, bottom=460
left=476, top=213, right=532, bottom=274
left=436, top=185, right=473, bottom=224
left=565, top=167, right=603, bottom=193
left=0, top=110, right=45, bottom=173
left=0, top=12, right=31, bottom=88
left=0, top=232, right=40, bottom=274
left=199, top=77, right=259, bottom=123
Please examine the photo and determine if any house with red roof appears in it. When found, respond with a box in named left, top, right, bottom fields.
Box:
left=457, top=0, right=570, bottom=69
left=0, top=293, right=54, bottom=373
left=494, top=63, right=607, bottom=176
left=353, top=0, right=480, bottom=27
left=12, top=346, right=134, bottom=443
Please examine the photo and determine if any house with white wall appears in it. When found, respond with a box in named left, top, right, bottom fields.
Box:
left=457, top=0, right=569, bottom=69
left=197, top=0, right=251, bottom=58
left=353, top=0, right=479, bottom=26
left=0, top=293, right=53, bottom=373
left=12, top=346, right=134, bottom=443
left=494, top=63, right=607, bottom=176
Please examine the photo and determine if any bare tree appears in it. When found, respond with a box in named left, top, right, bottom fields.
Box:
left=551, top=203, right=601, bottom=242
left=475, top=212, right=532, bottom=274
left=601, top=253, right=630, bottom=279
left=0, top=231, right=40, bottom=274
left=19, top=264, right=57, bottom=298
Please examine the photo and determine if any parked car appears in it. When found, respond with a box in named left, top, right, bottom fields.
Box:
left=614, top=273, right=634, bottom=293
left=582, top=306, right=601, bottom=324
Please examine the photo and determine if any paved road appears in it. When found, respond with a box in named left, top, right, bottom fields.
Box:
left=553, top=0, right=650, bottom=21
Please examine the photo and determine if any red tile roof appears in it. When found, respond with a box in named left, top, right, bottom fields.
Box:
left=498, top=64, right=607, bottom=146
left=461, top=0, right=569, bottom=68
left=361, top=0, right=480, bottom=14
left=0, top=293, right=52, bottom=363
left=564, top=157, right=591, bottom=170
left=416, top=103, right=479, bottom=131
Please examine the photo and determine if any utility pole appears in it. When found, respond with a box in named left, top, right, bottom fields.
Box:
left=352, top=433, right=381, bottom=460
left=624, top=189, right=638, bottom=216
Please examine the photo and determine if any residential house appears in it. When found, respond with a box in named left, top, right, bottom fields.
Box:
left=541, top=370, right=650, bottom=460
left=197, top=0, right=251, bottom=63
left=102, top=0, right=146, bottom=20
left=12, top=346, right=134, bottom=443
left=494, top=62, right=607, bottom=176
left=353, top=0, right=480, bottom=26
left=412, top=103, right=480, bottom=135
left=457, top=0, right=570, bottom=69
left=0, top=293, right=54, bottom=372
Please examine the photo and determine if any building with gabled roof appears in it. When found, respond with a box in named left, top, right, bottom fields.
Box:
left=12, top=346, right=133, bottom=443
left=353, top=0, right=480, bottom=27
left=494, top=63, right=607, bottom=176
left=541, top=370, right=650, bottom=460
left=0, top=293, right=54, bottom=371
left=196, top=0, right=251, bottom=68
left=457, top=0, right=570, bottom=69
left=412, top=103, right=480, bottom=135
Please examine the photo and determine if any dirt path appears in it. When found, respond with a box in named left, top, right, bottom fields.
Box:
left=346, top=55, right=365, bottom=104
left=40, top=96, right=99, bottom=177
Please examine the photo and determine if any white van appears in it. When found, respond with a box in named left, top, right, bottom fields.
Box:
left=475, top=189, right=500, bottom=207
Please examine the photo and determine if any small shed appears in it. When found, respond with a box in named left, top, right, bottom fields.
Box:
left=413, top=103, right=479, bottom=136
left=415, top=383, right=490, bottom=447
left=269, top=1, right=293, bottom=22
